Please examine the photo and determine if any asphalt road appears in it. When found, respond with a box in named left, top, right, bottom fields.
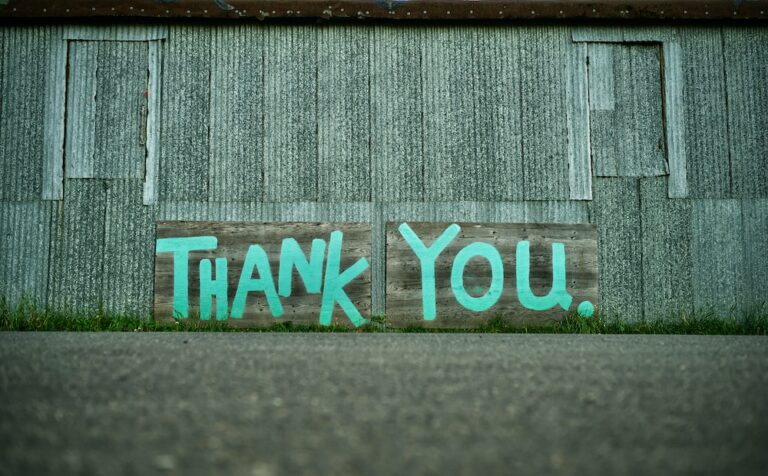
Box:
left=1, top=333, right=766, bottom=476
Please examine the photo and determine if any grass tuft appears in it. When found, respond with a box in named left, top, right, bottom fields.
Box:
left=1, top=296, right=767, bottom=335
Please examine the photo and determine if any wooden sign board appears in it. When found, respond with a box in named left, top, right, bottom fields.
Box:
left=154, top=221, right=371, bottom=327
left=386, top=222, right=598, bottom=328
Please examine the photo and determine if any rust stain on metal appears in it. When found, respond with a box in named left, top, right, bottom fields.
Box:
left=1, top=0, right=767, bottom=20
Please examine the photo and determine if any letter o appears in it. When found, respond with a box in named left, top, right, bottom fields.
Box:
left=450, top=242, right=504, bottom=312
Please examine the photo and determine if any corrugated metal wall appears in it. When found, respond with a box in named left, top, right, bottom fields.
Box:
left=0, top=23, right=766, bottom=320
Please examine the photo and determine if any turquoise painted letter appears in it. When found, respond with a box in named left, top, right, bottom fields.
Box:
left=398, top=223, right=460, bottom=320
left=278, top=238, right=326, bottom=297
left=515, top=241, right=573, bottom=311
left=450, top=242, right=504, bottom=312
left=231, top=245, right=284, bottom=319
left=156, top=236, right=217, bottom=318
left=199, top=257, right=229, bottom=321
left=319, top=231, right=369, bottom=327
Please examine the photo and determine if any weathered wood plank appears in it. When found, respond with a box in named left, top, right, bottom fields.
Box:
left=385, top=222, right=598, bottom=328
left=154, top=221, right=372, bottom=327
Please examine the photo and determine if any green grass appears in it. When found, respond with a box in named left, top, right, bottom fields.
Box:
left=1, top=297, right=767, bottom=335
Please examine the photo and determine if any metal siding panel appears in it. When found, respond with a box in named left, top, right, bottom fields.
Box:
left=566, top=42, right=592, bottom=200
left=587, top=43, right=615, bottom=111
left=159, top=25, right=210, bottom=201
left=741, top=199, right=768, bottom=307
left=42, top=27, right=66, bottom=200
left=94, top=41, right=149, bottom=179
left=723, top=27, right=768, bottom=198
left=590, top=44, right=667, bottom=177
left=421, top=26, right=476, bottom=201
left=591, top=177, right=643, bottom=321
left=473, top=27, right=525, bottom=201
left=370, top=26, right=424, bottom=202
left=0, top=27, right=48, bottom=201
left=317, top=25, right=370, bottom=202
left=663, top=40, right=688, bottom=198
left=520, top=26, right=569, bottom=200
left=263, top=25, right=318, bottom=202
left=49, top=179, right=108, bottom=311
left=102, top=180, right=155, bottom=315
left=640, top=177, right=694, bottom=319
left=143, top=41, right=162, bottom=204
left=691, top=199, right=748, bottom=315
left=209, top=25, right=264, bottom=202
left=65, top=41, right=99, bottom=179
left=681, top=28, right=730, bottom=198
left=0, top=202, right=54, bottom=306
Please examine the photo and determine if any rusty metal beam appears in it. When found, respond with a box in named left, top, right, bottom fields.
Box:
left=1, top=0, right=767, bottom=21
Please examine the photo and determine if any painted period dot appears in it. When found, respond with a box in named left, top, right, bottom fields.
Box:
left=577, top=301, right=594, bottom=318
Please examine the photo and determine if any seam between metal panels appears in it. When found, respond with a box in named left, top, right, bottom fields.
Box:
left=719, top=26, right=734, bottom=198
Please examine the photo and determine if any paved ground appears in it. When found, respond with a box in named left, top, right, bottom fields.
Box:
left=0, top=333, right=766, bottom=476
